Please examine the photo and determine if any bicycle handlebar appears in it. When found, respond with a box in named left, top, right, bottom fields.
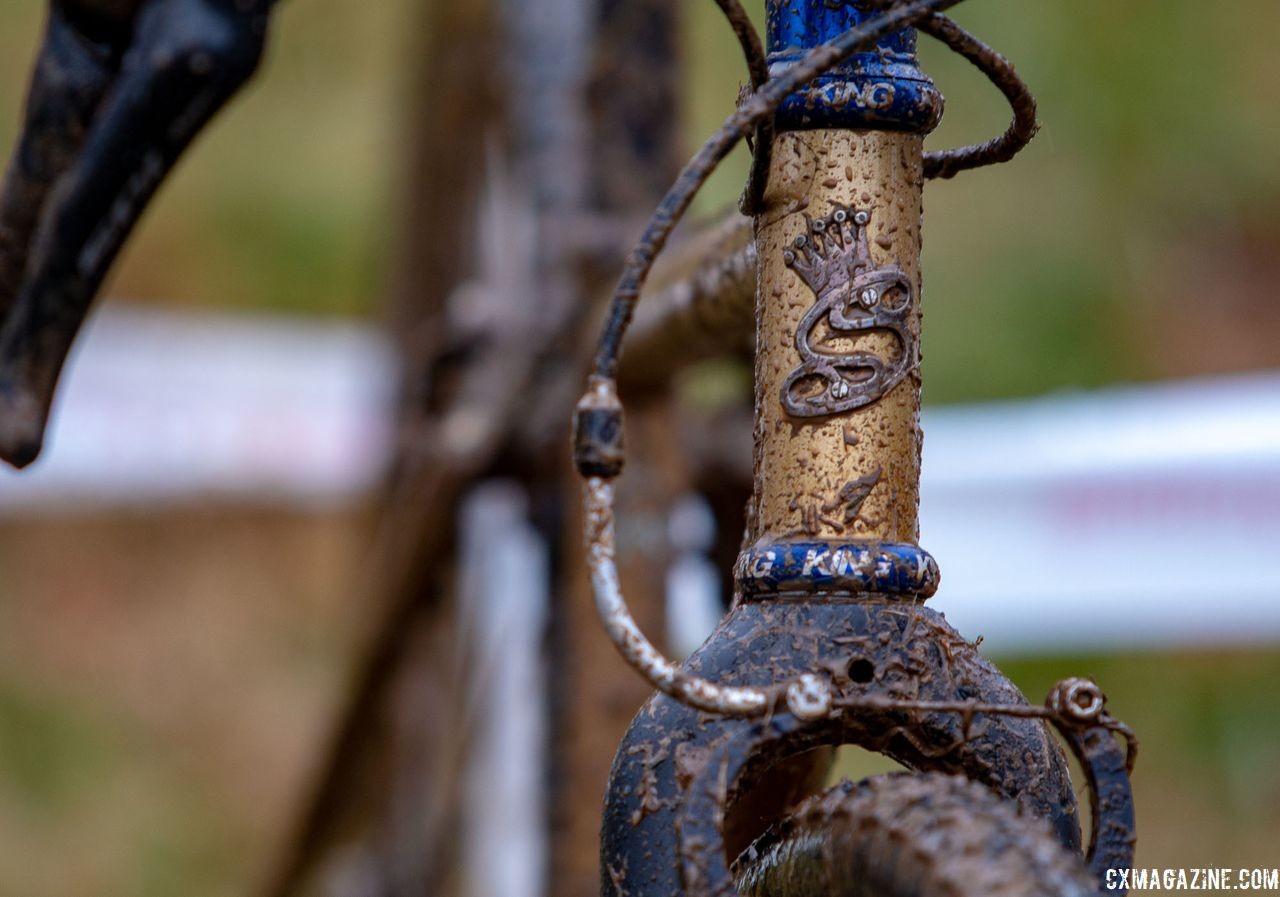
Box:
left=0, top=0, right=275, bottom=468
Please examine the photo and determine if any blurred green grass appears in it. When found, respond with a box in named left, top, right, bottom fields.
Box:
left=0, top=512, right=358, bottom=897
left=0, top=675, right=244, bottom=897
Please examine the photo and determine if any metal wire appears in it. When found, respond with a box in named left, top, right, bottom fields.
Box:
left=578, top=0, right=971, bottom=721
left=920, top=12, right=1039, bottom=179
left=721, top=3, right=1042, bottom=207
left=708, top=0, right=775, bottom=214
left=579, top=0, right=1056, bottom=725
left=590, top=0, right=964, bottom=382
left=712, top=0, right=768, bottom=89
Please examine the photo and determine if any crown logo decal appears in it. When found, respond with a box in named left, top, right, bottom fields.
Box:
left=780, top=203, right=916, bottom=418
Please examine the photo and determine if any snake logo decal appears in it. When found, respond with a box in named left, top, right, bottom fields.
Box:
left=781, top=204, right=916, bottom=418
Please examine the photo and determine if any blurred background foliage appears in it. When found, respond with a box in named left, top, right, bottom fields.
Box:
left=0, top=1, right=1277, bottom=895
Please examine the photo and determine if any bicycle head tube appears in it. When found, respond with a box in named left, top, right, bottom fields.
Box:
left=580, top=3, right=1137, bottom=896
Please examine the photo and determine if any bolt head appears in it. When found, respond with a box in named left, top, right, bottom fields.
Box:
left=786, top=674, right=832, bottom=721
left=1051, top=677, right=1106, bottom=722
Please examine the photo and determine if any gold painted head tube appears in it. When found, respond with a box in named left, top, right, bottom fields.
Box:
left=749, top=129, right=926, bottom=548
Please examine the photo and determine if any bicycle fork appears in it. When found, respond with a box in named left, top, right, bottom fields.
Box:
left=577, top=4, right=1136, bottom=896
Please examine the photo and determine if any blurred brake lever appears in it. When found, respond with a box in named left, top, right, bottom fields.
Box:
left=0, top=0, right=274, bottom=468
